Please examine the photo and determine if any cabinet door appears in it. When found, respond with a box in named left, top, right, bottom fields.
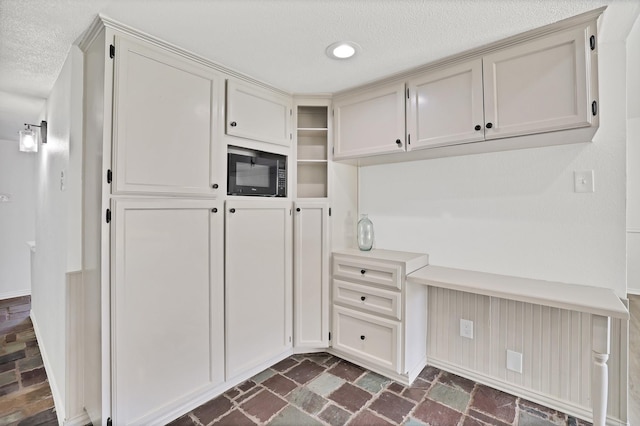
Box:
left=111, top=199, right=223, bottom=425
left=407, top=59, right=485, bottom=149
left=226, top=80, right=292, bottom=146
left=293, top=202, right=329, bottom=348
left=225, top=200, right=292, bottom=379
left=112, top=36, right=221, bottom=196
left=483, top=25, right=594, bottom=140
left=333, top=82, right=406, bottom=159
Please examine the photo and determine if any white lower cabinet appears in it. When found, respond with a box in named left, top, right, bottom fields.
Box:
left=225, top=200, right=292, bottom=379
left=293, top=201, right=330, bottom=349
left=111, top=199, right=224, bottom=425
left=331, top=249, right=429, bottom=385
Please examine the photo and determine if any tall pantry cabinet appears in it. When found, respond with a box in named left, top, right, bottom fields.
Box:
left=81, top=26, right=226, bottom=425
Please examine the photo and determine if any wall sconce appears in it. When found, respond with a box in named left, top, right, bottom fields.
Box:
left=19, top=120, right=47, bottom=152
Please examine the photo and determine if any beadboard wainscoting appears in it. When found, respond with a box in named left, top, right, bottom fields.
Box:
left=426, top=287, right=628, bottom=425
left=65, top=270, right=90, bottom=426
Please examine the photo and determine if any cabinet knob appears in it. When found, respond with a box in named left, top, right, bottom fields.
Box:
left=360, top=296, right=366, bottom=301
left=212, top=183, right=219, bottom=189
left=474, top=125, right=481, bottom=131
left=360, top=269, right=366, bottom=275
left=360, top=335, right=366, bottom=340
left=230, top=208, right=236, bottom=213
left=230, top=121, right=237, bottom=127
left=211, top=208, right=218, bottom=213
left=486, top=122, right=493, bottom=129
left=296, top=208, right=301, bottom=212
left=396, top=139, right=402, bottom=147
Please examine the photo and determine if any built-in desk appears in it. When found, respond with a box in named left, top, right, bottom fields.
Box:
left=408, top=266, right=629, bottom=426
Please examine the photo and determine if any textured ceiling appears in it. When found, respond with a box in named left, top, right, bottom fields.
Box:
left=1, top=0, right=639, bottom=142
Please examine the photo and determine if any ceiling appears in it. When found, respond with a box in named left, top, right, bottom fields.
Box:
left=1, top=0, right=639, bottom=143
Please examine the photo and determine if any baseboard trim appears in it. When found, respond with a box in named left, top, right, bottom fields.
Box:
left=427, top=357, right=627, bottom=426
left=0, top=289, right=31, bottom=300
left=63, top=410, right=91, bottom=426
left=30, top=309, right=66, bottom=425
left=627, top=288, right=640, bottom=296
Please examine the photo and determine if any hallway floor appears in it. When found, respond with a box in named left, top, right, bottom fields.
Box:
left=0, top=296, right=57, bottom=425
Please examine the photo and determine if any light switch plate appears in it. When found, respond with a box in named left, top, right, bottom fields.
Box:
left=574, top=170, right=594, bottom=193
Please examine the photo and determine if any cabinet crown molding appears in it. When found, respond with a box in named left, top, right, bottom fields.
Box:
left=334, top=6, right=606, bottom=98
left=76, top=14, right=291, bottom=98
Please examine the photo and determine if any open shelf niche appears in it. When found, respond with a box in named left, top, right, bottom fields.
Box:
left=296, top=105, right=329, bottom=198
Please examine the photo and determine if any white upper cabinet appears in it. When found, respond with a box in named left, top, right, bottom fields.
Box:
left=407, top=59, right=485, bottom=150
left=112, top=36, right=221, bottom=196
left=333, top=82, right=406, bottom=159
left=483, top=24, right=596, bottom=140
left=226, top=80, right=292, bottom=147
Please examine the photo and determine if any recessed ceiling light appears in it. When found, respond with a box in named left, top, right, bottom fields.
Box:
left=326, top=41, right=360, bottom=59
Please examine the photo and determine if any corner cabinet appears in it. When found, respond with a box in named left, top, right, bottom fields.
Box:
left=330, top=249, right=429, bottom=385
left=225, top=200, right=292, bottom=379
left=333, top=82, right=406, bottom=160
left=111, top=199, right=224, bottom=425
left=226, top=80, right=293, bottom=147
left=112, top=36, right=222, bottom=196
left=293, top=202, right=330, bottom=349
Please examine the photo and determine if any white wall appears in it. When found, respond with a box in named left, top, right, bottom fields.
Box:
left=627, top=15, right=640, bottom=295
left=0, top=139, right=36, bottom=298
left=360, top=36, right=628, bottom=298
left=31, top=45, right=83, bottom=423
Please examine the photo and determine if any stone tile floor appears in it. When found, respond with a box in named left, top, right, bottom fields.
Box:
left=0, top=296, right=57, bottom=426
left=169, top=353, right=593, bottom=426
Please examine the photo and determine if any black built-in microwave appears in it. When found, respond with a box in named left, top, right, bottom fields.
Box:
left=227, top=149, right=287, bottom=197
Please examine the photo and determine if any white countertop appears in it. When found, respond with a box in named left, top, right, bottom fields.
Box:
left=333, top=248, right=429, bottom=274
left=408, top=265, right=629, bottom=320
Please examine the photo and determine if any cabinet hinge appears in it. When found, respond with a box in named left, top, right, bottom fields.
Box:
left=106, top=209, right=111, bottom=224
left=107, top=418, right=112, bottom=426
left=109, top=44, right=115, bottom=59
left=590, top=35, right=596, bottom=51
left=107, top=169, right=112, bottom=184
left=329, top=207, right=332, bottom=217
left=290, top=109, right=293, bottom=116
left=332, top=147, right=334, bottom=155
left=289, top=336, right=292, bottom=343
left=290, top=133, right=293, bottom=140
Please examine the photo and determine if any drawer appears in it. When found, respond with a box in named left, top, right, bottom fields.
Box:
left=332, top=306, right=400, bottom=373
left=333, top=279, right=401, bottom=320
left=333, top=256, right=401, bottom=290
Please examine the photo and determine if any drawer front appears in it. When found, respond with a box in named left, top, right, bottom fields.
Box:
left=333, top=306, right=400, bottom=373
left=333, top=257, right=401, bottom=290
left=333, top=279, right=401, bottom=320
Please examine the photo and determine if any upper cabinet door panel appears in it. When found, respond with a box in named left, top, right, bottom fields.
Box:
left=483, top=25, right=593, bottom=140
left=407, top=59, right=485, bottom=150
left=226, top=80, right=292, bottom=147
left=333, top=82, right=406, bottom=159
left=113, top=36, right=220, bottom=196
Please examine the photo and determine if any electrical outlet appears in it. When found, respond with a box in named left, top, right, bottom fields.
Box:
left=460, top=319, right=473, bottom=339
left=506, top=350, right=523, bottom=373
